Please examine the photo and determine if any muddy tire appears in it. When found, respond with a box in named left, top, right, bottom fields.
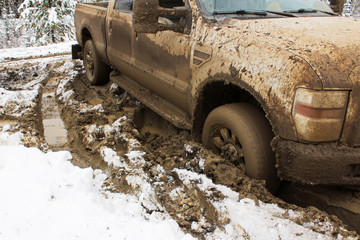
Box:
left=202, top=103, right=280, bottom=192
left=83, top=40, right=110, bottom=85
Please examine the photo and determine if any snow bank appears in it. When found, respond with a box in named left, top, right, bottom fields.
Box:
left=0, top=130, right=22, bottom=146
left=0, top=87, right=39, bottom=117
left=0, top=145, right=193, bottom=240
left=0, top=41, right=75, bottom=62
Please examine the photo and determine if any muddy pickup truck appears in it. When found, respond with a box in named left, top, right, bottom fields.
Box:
left=72, top=0, right=360, bottom=191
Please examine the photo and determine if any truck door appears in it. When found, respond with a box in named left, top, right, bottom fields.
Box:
left=106, top=0, right=134, bottom=75
left=132, top=0, right=192, bottom=113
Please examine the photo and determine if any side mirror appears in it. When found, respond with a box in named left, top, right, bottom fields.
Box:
left=133, top=0, right=191, bottom=34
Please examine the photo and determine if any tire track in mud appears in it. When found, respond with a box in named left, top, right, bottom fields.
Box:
left=2, top=57, right=358, bottom=239
left=53, top=63, right=227, bottom=238
left=41, top=75, right=68, bottom=149
left=0, top=55, right=71, bottom=149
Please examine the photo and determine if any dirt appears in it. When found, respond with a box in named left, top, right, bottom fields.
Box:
left=1, top=56, right=359, bottom=239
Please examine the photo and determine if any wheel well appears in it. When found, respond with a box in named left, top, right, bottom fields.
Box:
left=81, top=28, right=92, bottom=47
left=192, top=81, right=266, bottom=141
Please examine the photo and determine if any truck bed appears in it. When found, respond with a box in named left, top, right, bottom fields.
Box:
left=79, top=2, right=109, bottom=10
left=74, top=2, right=109, bottom=64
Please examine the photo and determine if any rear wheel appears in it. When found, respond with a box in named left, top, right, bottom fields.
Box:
left=202, top=103, right=280, bottom=192
left=83, top=39, right=110, bottom=85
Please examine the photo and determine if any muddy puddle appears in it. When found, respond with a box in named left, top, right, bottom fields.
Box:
left=42, top=118, right=67, bottom=146
left=41, top=75, right=68, bottom=148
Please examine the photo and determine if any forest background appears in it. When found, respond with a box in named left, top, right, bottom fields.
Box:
left=0, top=0, right=359, bottom=49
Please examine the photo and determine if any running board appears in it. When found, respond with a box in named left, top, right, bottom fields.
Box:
left=110, top=71, right=192, bottom=130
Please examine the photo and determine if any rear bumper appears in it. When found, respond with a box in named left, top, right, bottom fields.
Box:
left=273, top=138, right=360, bottom=186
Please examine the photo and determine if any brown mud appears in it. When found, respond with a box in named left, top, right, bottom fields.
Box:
left=1, top=58, right=359, bottom=239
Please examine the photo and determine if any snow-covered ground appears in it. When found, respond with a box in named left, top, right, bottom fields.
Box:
left=0, top=41, right=74, bottom=62
left=0, top=133, right=192, bottom=240
left=0, top=42, right=356, bottom=240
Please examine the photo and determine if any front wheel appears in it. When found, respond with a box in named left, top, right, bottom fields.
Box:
left=202, top=103, right=280, bottom=192
left=83, top=39, right=110, bottom=85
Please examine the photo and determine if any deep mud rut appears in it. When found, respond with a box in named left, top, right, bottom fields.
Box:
left=1, top=56, right=360, bottom=239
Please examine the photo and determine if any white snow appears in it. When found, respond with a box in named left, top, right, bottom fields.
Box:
left=0, top=137, right=193, bottom=240
left=174, top=169, right=343, bottom=240
left=0, top=131, right=23, bottom=146
left=0, top=87, right=39, bottom=117
left=184, top=144, right=193, bottom=153
left=126, top=150, right=147, bottom=166
left=0, top=41, right=75, bottom=62
left=59, top=89, right=75, bottom=102
left=101, top=147, right=124, bottom=168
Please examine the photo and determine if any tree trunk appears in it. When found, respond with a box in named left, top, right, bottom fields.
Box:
left=330, top=0, right=346, bottom=13
left=51, top=29, right=55, bottom=43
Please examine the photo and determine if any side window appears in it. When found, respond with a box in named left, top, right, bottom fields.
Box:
left=114, top=0, right=133, bottom=11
